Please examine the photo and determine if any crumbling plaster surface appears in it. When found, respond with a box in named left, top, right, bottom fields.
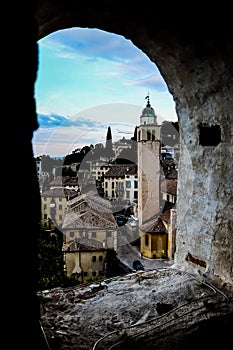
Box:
left=164, top=52, right=233, bottom=285
left=39, top=268, right=233, bottom=350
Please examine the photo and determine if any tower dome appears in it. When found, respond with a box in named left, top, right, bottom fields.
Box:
left=140, top=95, right=157, bottom=125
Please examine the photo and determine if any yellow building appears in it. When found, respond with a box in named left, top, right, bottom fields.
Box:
left=140, top=217, right=167, bottom=259
left=62, top=238, right=107, bottom=280
left=41, top=176, right=79, bottom=229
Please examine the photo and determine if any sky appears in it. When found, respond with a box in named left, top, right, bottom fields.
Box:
left=33, top=27, right=178, bottom=157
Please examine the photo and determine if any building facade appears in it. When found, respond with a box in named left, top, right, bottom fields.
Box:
left=137, top=96, right=161, bottom=227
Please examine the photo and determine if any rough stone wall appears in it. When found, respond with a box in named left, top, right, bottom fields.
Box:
left=137, top=140, right=161, bottom=226
left=150, top=41, right=233, bottom=286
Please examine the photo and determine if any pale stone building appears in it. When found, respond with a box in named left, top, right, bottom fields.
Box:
left=62, top=190, right=118, bottom=277
left=104, top=163, right=138, bottom=204
left=113, top=137, right=132, bottom=158
left=137, top=96, right=161, bottom=227
left=41, top=177, right=78, bottom=229
left=62, top=237, right=107, bottom=280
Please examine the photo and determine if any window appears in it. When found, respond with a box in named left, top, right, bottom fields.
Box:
left=44, top=204, right=47, bottom=210
left=152, top=129, right=155, bottom=141
left=99, top=256, right=103, bottom=262
left=92, top=256, right=96, bottom=262
left=126, top=181, right=131, bottom=188
left=92, top=232, right=96, bottom=238
left=138, top=130, right=141, bottom=141
left=145, top=234, right=149, bottom=246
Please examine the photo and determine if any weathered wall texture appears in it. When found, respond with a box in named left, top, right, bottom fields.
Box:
left=154, top=43, right=233, bottom=286
left=8, top=2, right=231, bottom=348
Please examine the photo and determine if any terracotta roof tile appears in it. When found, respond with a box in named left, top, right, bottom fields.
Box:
left=141, top=217, right=166, bottom=233
left=105, top=164, right=137, bottom=177
left=62, top=190, right=117, bottom=229
left=64, top=238, right=106, bottom=251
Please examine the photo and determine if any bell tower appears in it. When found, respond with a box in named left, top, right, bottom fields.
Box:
left=137, top=95, right=161, bottom=227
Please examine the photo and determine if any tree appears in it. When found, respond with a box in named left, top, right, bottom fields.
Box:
left=37, top=227, right=78, bottom=290
left=105, top=126, right=115, bottom=159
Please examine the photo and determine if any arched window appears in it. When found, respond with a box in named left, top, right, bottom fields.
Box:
left=152, top=129, right=156, bottom=141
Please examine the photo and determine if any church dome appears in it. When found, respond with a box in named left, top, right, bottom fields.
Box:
left=139, top=95, right=157, bottom=125
left=141, top=104, right=156, bottom=117
left=140, top=95, right=156, bottom=117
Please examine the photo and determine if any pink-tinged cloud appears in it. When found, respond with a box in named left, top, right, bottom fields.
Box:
left=124, top=74, right=166, bottom=91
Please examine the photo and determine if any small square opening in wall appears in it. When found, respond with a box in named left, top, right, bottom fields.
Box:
left=199, top=123, right=221, bottom=146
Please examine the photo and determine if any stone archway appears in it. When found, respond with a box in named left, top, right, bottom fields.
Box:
left=35, top=1, right=233, bottom=287
left=9, top=2, right=232, bottom=349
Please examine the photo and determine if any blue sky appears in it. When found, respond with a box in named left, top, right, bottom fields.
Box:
left=33, top=27, right=177, bottom=157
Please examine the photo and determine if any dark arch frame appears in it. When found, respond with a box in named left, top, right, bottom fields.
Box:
left=9, top=2, right=232, bottom=349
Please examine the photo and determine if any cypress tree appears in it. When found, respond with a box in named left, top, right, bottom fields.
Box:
left=105, top=126, right=114, bottom=159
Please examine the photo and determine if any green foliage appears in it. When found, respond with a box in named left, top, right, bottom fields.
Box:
left=105, top=248, right=127, bottom=278
left=37, top=228, right=80, bottom=291
left=62, top=166, right=76, bottom=177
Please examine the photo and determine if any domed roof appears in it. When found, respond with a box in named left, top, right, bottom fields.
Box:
left=141, top=102, right=156, bottom=117
left=140, top=95, right=156, bottom=117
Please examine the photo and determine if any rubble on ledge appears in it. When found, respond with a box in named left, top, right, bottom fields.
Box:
left=38, top=267, right=233, bottom=350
